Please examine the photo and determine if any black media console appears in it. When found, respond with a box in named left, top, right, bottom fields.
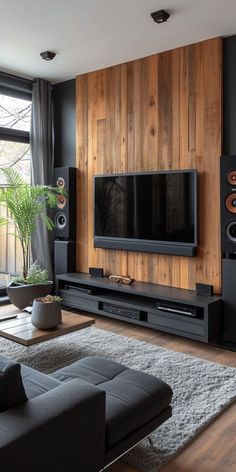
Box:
left=56, top=273, right=222, bottom=343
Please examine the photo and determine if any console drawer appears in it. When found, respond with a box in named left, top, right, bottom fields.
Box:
left=60, top=289, right=98, bottom=310
left=148, top=311, right=204, bottom=336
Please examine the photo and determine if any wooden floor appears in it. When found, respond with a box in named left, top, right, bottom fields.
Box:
left=91, top=314, right=236, bottom=472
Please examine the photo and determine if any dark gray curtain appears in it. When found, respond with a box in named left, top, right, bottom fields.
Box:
left=30, top=79, right=54, bottom=280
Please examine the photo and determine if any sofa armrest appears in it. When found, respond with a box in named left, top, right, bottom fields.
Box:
left=0, top=379, right=106, bottom=472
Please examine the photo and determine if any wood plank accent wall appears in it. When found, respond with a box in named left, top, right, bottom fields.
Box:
left=76, top=38, right=222, bottom=293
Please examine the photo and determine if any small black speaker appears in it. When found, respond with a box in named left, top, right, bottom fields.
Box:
left=53, top=167, right=76, bottom=240
left=54, top=240, right=76, bottom=276
left=196, top=283, right=213, bottom=297
left=220, top=155, right=236, bottom=255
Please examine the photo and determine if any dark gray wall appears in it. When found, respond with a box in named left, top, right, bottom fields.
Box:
left=54, top=79, right=76, bottom=167
left=223, top=36, right=236, bottom=155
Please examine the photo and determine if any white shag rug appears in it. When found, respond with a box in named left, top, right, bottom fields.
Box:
left=1, top=326, right=236, bottom=472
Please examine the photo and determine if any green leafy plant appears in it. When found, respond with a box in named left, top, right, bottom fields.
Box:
left=0, top=167, right=65, bottom=282
left=35, top=295, right=63, bottom=303
left=13, top=262, right=49, bottom=285
left=26, top=262, right=48, bottom=284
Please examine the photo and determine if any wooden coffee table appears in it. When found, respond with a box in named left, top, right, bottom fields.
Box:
left=0, top=305, right=95, bottom=346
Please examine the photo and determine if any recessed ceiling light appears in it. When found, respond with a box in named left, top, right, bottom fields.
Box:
left=40, top=51, right=56, bottom=61
left=151, top=10, right=170, bottom=24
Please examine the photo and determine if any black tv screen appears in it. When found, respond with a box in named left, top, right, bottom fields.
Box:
left=94, top=170, right=197, bottom=257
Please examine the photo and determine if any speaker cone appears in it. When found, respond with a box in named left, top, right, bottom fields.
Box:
left=56, top=177, right=65, bottom=188
left=56, top=194, right=67, bottom=209
left=226, top=221, right=236, bottom=242
left=226, top=193, right=236, bottom=213
left=55, top=212, right=67, bottom=230
left=227, top=170, right=236, bottom=186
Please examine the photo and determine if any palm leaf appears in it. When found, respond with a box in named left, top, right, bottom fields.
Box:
left=0, top=168, right=65, bottom=279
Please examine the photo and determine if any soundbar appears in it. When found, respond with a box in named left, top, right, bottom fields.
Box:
left=156, top=303, right=198, bottom=318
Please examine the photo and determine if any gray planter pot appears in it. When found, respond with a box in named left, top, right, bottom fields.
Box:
left=7, top=281, right=53, bottom=310
left=31, top=299, right=62, bottom=330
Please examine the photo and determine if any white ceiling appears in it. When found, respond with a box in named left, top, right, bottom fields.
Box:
left=0, top=0, right=236, bottom=84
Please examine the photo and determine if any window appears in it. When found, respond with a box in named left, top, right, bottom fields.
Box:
left=0, top=74, right=32, bottom=286
left=0, top=93, right=31, bottom=183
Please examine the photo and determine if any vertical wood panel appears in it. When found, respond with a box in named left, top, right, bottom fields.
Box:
left=76, top=75, right=88, bottom=272
left=76, top=38, right=222, bottom=293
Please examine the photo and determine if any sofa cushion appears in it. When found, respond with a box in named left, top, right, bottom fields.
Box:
left=51, top=356, right=173, bottom=447
left=20, top=364, right=61, bottom=399
left=0, top=355, right=27, bottom=412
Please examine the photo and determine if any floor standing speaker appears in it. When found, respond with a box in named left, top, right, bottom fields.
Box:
left=220, top=155, right=236, bottom=255
left=222, top=258, right=236, bottom=343
left=220, top=155, right=236, bottom=345
left=53, top=167, right=76, bottom=240
left=53, top=167, right=76, bottom=277
left=54, top=240, right=76, bottom=275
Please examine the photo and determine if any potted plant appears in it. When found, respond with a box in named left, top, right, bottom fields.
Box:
left=31, top=295, right=63, bottom=330
left=0, top=167, right=64, bottom=309
left=8, top=261, right=52, bottom=310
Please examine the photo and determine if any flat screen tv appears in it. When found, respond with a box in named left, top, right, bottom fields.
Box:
left=94, top=170, right=197, bottom=257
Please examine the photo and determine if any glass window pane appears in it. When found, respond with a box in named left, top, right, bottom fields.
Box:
left=0, top=94, right=31, bottom=132
left=0, top=140, right=30, bottom=184
left=0, top=273, right=10, bottom=288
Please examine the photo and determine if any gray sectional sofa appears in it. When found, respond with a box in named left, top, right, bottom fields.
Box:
left=0, top=354, right=172, bottom=472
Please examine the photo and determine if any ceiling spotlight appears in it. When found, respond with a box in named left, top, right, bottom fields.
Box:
left=151, top=9, right=170, bottom=24
left=40, top=51, right=56, bottom=61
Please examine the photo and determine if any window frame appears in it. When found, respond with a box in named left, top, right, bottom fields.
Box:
left=0, top=71, right=32, bottom=144
left=0, top=127, right=29, bottom=143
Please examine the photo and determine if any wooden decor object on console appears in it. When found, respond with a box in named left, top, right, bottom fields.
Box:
left=109, top=275, right=135, bottom=285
